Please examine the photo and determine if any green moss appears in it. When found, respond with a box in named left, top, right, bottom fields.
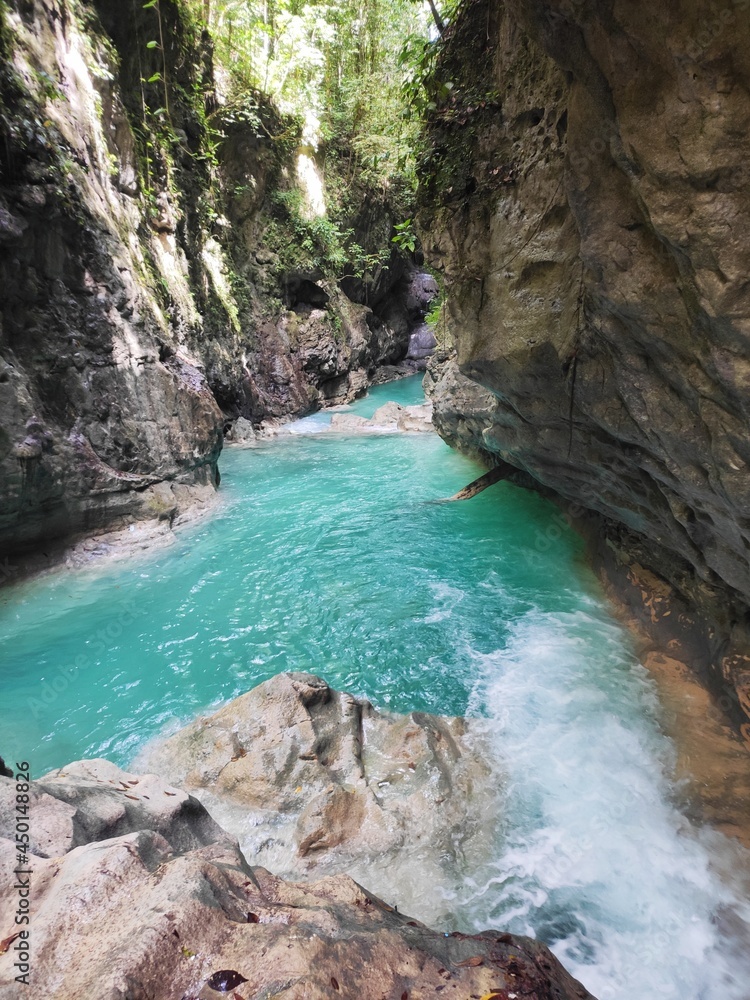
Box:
left=416, top=0, right=511, bottom=211
left=327, top=306, right=344, bottom=342
left=0, top=2, right=25, bottom=124
left=0, top=0, right=13, bottom=62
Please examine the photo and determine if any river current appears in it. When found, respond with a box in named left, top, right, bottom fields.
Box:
left=1, top=376, right=749, bottom=999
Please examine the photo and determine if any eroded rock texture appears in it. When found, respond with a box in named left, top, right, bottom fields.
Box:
left=0, top=0, right=225, bottom=554
left=0, top=758, right=595, bottom=1000
left=140, top=672, right=499, bottom=925
left=418, top=0, right=750, bottom=726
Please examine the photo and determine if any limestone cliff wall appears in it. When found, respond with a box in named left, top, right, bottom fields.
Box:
left=0, top=0, right=414, bottom=559
left=0, top=0, right=226, bottom=553
left=419, top=0, right=750, bottom=727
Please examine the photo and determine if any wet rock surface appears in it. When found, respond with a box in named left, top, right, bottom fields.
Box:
left=0, top=748, right=595, bottom=999
left=418, top=0, right=750, bottom=727
left=0, top=823, right=593, bottom=1000
left=0, top=0, right=226, bottom=559
left=640, top=651, right=750, bottom=847
left=139, top=673, right=499, bottom=922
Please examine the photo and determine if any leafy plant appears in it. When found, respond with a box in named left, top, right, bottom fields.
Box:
left=143, top=0, right=170, bottom=120
left=264, top=189, right=389, bottom=284
left=391, top=218, right=417, bottom=254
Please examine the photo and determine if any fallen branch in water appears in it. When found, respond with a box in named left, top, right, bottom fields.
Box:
left=444, top=462, right=513, bottom=501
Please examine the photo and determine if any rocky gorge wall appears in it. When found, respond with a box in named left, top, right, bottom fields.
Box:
left=0, top=0, right=421, bottom=562
left=418, top=0, right=750, bottom=735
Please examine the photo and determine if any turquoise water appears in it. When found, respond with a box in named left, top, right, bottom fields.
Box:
left=0, top=376, right=585, bottom=769
left=1, top=375, right=749, bottom=999
left=284, top=372, right=429, bottom=432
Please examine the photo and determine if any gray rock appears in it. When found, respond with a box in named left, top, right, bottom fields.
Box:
left=370, top=400, right=433, bottom=431
left=329, top=412, right=370, bottom=431
left=0, top=826, right=594, bottom=1000
left=0, top=758, right=227, bottom=858
left=405, top=271, right=439, bottom=320
left=407, top=321, right=438, bottom=361
left=138, top=673, right=499, bottom=923
left=329, top=402, right=433, bottom=435
left=394, top=401, right=434, bottom=432
left=227, top=416, right=257, bottom=443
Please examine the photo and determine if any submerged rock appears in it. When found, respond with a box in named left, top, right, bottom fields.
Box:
left=0, top=772, right=595, bottom=999
left=139, top=672, right=499, bottom=923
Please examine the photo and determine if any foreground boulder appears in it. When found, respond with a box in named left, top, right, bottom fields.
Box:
left=0, top=758, right=227, bottom=858
left=0, top=760, right=594, bottom=1000
left=139, top=673, right=499, bottom=923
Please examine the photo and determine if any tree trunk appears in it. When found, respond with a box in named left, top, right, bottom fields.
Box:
left=426, top=0, right=445, bottom=35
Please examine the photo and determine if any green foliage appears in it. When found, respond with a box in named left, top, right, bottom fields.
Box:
left=199, top=0, right=458, bottom=197
left=141, top=0, right=170, bottom=118
left=391, top=218, right=417, bottom=254
left=423, top=270, right=451, bottom=348
left=398, top=34, right=451, bottom=117
left=264, top=188, right=389, bottom=283
left=425, top=295, right=442, bottom=330
left=118, top=0, right=224, bottom=218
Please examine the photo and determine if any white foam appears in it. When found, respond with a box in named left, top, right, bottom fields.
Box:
left=421, top=582, right=466, bottom=623
left=284, top=413, right=332, bottom=435
left=459, top=608, right=750, bottom=1000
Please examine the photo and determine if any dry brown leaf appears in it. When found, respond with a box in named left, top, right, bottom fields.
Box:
left=0, top=932, right=21, bottom=954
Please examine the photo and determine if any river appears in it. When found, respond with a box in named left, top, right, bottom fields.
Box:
left=1, top=375, right=749, bottom=1000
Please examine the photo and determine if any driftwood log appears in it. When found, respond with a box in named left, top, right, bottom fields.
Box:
left=445, top=462, right=513, bottom=501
